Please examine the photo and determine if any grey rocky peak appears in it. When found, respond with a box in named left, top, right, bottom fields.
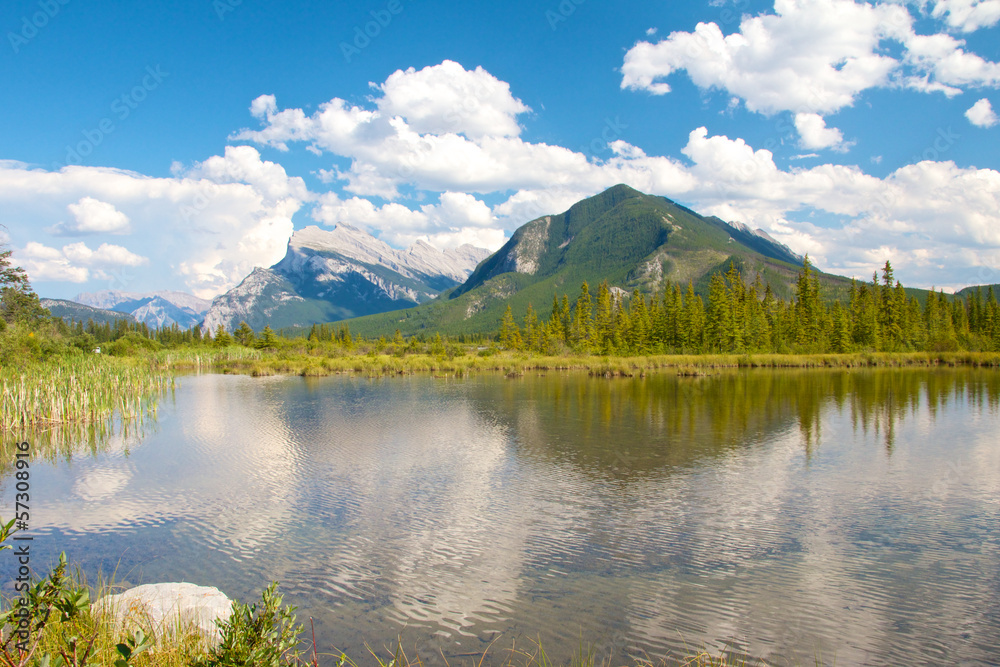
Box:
left=73, top=290, right=211, bottom=329
left=200, top=225, right=490, bottom=332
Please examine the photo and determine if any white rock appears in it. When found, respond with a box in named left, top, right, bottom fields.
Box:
left=98, top=582, right=232, bottom=646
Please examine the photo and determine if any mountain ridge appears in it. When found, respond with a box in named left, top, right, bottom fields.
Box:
left=74, top=290, right=211, bottom=329
left=201, top=225, right=490, bottom=332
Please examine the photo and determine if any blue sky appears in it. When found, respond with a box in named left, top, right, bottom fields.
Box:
left=2, top=0, right=999, bottom=299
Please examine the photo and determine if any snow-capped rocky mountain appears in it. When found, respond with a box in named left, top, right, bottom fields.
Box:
left=201, top=225, right=490, bottom=332
left=74, top=290, right=212, bottom=329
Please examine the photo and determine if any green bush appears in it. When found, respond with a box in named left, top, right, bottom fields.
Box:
left=194, top=583, right=302, bottom=667
left=103, top=333, right=163, bottom=356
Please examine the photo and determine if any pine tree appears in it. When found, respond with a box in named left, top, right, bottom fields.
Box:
left=794, top=256, right=821, bottom=348
left=724, top=262, right=746, bottom=351
left=549, top=294, right=564, bottom=341
left=851, top=277, right=880, bottom=350
left=705, top=273, right=733, bottom=352
left=572, top=282, right=594, bottom=349
left=744, top=282, right=769, bottom=352
left=430, top=332, right=445, bottom=356
left=234, top=321, right=256, bottom=346
left=761, top=284, right=778, bottom=350
left=629, top=292, right=651, bottom=354
left=985, top=287, right=999, bottom=349
left=952, top=297, right=970, bottom=340
left=500, top=304, right=521, bottom=349
left=877, top=261, right=903, bottom=350
left=661, top=284, right=681, bottom=350
left=256, top=325, right=279, bottom=349
left=523, top=303, right=540, bottom=351
left=214, top=324, right=233, bottom=347
left=968, top=287, right=983, bottom=334
left=648, top=286, right=667, bottom=350
left=339, top=323, right=354, bottom=349
left=595, top=281, right=615, bottom=353
left=613, top=302, right=629, bottom=353
left=560, top=295, right=571, bottom=344
left=1, top=238, right=47, bottom=326
left=681, top=282, right=704, bottom=351
left=831, top=301, right=852, bottom=353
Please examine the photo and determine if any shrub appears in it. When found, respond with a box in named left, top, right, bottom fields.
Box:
left=103, top=333, right=163, bottom=356
left=193, top=583, right=302, bottom=667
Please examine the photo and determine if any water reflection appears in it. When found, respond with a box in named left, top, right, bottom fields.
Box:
left=1, top=369, right=998, bottom=666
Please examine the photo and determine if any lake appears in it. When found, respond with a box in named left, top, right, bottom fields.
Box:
left=2, top=368, right=999, bottom=665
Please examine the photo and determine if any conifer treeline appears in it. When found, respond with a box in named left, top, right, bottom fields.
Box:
left=50, top=257, right=1000, bottom=357
left=497, top=258, right=1000, bottom=355
left=49, top=316, right=200, bottom=346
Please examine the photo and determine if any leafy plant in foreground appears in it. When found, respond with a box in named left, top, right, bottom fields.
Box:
left=194, top=582, right=303, bottom=667
left=0, top=517, right=94, bottom=667
left=113, top=628, right=152, bottom=666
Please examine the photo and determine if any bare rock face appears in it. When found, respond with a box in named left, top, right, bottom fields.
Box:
left=497, top=216, right=549, bottom=275
left=98, top=582, right=233, bottom=646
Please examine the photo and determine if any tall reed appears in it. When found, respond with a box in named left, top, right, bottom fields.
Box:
left=0, top=356, right=172, bottom=431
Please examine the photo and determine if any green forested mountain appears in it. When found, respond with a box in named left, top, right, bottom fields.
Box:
left=343, top=184, right=857, bottom=338
left=958, top=284, right=1000, bottom=299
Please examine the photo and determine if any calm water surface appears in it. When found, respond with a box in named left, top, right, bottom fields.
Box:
left=2, top=369, right=999, bottom=665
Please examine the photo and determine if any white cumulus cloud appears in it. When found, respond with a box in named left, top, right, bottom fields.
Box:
left=930, top=0, right=1000, bottom=32
left=19, top=241, right=147, bottom=283
left=376, top=60, right=531, bottom=140
left=46, top=197, right=132, bottom=236
left=621, top=0, right=1000, bottom=149
left=7, top=56, right=1000, bottom=297
left=794, top=113, right=852, bottom=151
left=229, top=57, right=1000, bottom=289
left=621, top=0, right=906, bottom=115
left=966, top=97, right=998, bottom=126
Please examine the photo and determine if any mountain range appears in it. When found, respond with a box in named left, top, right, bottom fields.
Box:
left=74, top=290, right=213, bottom=329
left=44, top=184, right=990, bottom=338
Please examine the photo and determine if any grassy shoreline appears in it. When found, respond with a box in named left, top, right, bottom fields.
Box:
left=4, top=348, right=997, bottom=432
left=158, top=348, right=1000, bottom=379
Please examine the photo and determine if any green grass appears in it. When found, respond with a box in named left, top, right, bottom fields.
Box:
left=5, top=344, right=996, bottom=433
left=149, top=349, right=1000, bottom=379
